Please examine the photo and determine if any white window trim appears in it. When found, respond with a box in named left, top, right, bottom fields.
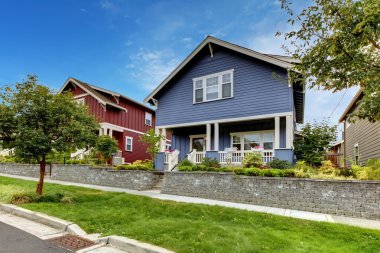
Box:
left=145, top=112, right=152, bottom=126
left=75, top=98, right=85, bottom=105
left=354, top=143, right=359, bottom=165
left=189, top=134, right=206, bottom=151
left=193, top=69, right=234, bottom=104
left=125, top=136, right=133, bottom=152
left=230, top=130, right=275, bottom=151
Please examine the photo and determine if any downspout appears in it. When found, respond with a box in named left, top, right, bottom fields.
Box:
left=343, top=120, right=347, bottom=167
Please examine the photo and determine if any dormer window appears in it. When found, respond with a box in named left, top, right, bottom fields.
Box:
left=193, top=69, right=234, bottom=104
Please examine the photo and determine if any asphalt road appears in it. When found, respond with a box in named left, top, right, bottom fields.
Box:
left=0, top=221, right=69, bottom=253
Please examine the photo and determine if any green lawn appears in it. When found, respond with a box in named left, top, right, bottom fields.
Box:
left=0, top=176, right=380, bottom=253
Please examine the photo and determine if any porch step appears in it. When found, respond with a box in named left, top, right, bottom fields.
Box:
left=152, top=175, right=164, bottom=190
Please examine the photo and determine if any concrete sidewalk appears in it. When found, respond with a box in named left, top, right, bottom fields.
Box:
left=2, top=173, right=380, bottom=230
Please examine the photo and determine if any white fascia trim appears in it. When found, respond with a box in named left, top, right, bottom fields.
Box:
left=99, top=122, right=146, bottom=135
left=60, top=78, right=107, bottom=106
left=144, top=36, right=295, bottom=103
left=74, top=94, right=89, bottom=99
left=156, top=111, right=293, bottom=129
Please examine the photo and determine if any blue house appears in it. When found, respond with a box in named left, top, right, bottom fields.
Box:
left=144, top=36, right=305, bottom=170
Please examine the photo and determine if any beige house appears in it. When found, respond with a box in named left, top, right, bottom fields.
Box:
left=339, top=89, right=380, bottom=167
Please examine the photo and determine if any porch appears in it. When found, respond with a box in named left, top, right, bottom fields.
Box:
left=156, top=114, right=295, bottom=171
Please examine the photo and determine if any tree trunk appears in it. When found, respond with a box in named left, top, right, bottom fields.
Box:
left=36, top=158, right=46, bottom=195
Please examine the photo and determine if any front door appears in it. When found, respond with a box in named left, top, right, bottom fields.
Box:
left=190, top=135, right=206, bottom=152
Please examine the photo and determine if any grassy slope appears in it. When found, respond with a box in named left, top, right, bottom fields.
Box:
left=0, top=176, right=379, bottom=253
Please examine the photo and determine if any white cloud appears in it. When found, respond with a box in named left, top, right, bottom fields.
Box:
left=80, top=8, right=87, bottom=13
left=98, top=0, right=119, bottom=12
left=126, top=48, right=180, bottom=90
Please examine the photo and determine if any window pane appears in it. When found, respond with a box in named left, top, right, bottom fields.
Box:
left=222, top=73, right=231, bottom=83
left=243, top=134, right=260, bottom=151
left=232, top=143, right=241, bottom=150
left=206, top=85, right=218, bottom=100
left=232, top=135, right=240, bottom=143
left=206, top=77, right=218, bottom=87
left=222, top=83, right=231, bottom=98
left=195, top=89, right=203, bottom=102
left=263, top=133, right=274, bottom=142
left=263, top=142, right=273, bottom=150
left=195, top=80, right=203, bottom=89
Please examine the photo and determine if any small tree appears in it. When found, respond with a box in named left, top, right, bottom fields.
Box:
left=139, top=129, right=164, bottom=160
left=96, top=135, right=118, bottom=165
left=0, top=75, right=99, bottom=195
left=294, top=121, right=337, bottom=166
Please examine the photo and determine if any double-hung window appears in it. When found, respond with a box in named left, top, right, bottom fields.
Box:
left=125, top=137, right=133, bottom=152
left=145, top=112, right=152, bottom=126
left=193, top=69, right=234, bottom=103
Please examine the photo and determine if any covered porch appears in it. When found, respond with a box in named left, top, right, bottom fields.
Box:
left=156, top=114, right=295, bottom=170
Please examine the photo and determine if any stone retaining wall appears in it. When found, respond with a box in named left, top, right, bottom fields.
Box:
left=0, top=164, right=159, bottom=191
left=162, top=172, right=380, bottom=220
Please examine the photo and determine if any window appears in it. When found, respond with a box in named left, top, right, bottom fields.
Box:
left=165, top=144, right=171, bottom=150
left=354, top=144, right=359, bottom=165
left=231, top=131, right=274, bottom=151
left=232, top=135, right=241, bottom=150
left=193, top=69, right=234, bottom=103
left=75, top=98, right=85, bottom=105
left=125, top=137, right=133, bottom=152
left=145, top=112, right=152, bottom=126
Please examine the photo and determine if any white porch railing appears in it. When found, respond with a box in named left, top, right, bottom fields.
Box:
left=187, top=150, right=205, bottom=164
left=0, top=148, right=14, bottom=156
left=219, top=150, right=274, bottom=164
left=70, top=148, right=91, bottom=160
left=165, top=150, right=180, bottom=171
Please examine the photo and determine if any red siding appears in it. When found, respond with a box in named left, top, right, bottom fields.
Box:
left=122, top=130, right=151, bottom=163
left=63, top=82, right=159, bottom=163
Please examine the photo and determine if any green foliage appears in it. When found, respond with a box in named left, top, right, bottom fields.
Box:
left=242, top=152, right=263, bottom=168
left=278, top=0, right=380, bottom=121
left=178, top=159, right=194, bottom=167
left=235, top=168, right=298, bottom=178
left=318, top=160, right=336, bottom=175
left=96, top=135, right=118, bottom=164
left=268, top=158, right=293, bottom=169
left=139, top=129, right=164, bottom=160
left=294, top=121, right=337, bottom=166
left=352, top=159, right=380, bottom=180
left=116, top=164, right=154, bottom=171
left=10, top=192, right=75, bottom=205
left=0, top=75, right=99, bottom=194
left=201, top=157, right=221, bottom=168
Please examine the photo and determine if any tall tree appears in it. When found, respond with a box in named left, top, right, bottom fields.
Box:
left=294, top=121, right=337, bottom=166
left=0, top=75, right=99, bottom=195
left=278, top=0, right=380, bottom=121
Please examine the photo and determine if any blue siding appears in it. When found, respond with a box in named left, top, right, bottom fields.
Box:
left=156, top=47, right=293, bottom=126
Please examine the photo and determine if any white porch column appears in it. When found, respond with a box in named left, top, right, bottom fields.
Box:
left=108, top=129, right=113, bottom=137
left=274, top=117, right=280, bottom=149
left=206, top=123, right=211, bottom=151
left=214, top=123, right=219, bottom=151
left=99, top=128, right=103, bottom=136
left=160, top=128, right=166, bottom=152
left=286, top=115, right=294, bottom=148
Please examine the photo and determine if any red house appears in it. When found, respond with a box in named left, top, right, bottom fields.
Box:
left=59, top=77, right=170, bottom=164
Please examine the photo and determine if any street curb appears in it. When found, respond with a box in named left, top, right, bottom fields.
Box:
left=0, top=204, right=175, bottom=253
left=99, top=236, right=175, bottom=253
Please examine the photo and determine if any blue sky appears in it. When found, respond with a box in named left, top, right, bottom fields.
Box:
left=0, top=0, right=358, bottom=138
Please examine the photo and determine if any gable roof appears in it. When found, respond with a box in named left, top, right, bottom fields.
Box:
left=144, top=36, right=299, bottom=104
left=59, top=78, right=154, bottom=112
left=339, top=88, right=363, bottom=122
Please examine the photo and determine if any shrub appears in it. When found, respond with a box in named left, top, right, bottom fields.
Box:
left=10, top=192, right=37, bottom=204
left=318, top=160, right=336, bottom=175
left=295, top=161, right=313, bottom=172
left=352, top=159, right=380, bottom=180
left=178, top=159, right=194, bottom=167
left=177, top=165, right=194, bottom=171
left=242, top=152, right=263, bottom=168
left=132, top=159, right=153, bottom=169
left=201, top=157, right=221, bottom=168
left=9, top=192, right=76, bottom=204
left=116, top=164, right=154, bottom=171
left=268, top=158, right=293, bottom=169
